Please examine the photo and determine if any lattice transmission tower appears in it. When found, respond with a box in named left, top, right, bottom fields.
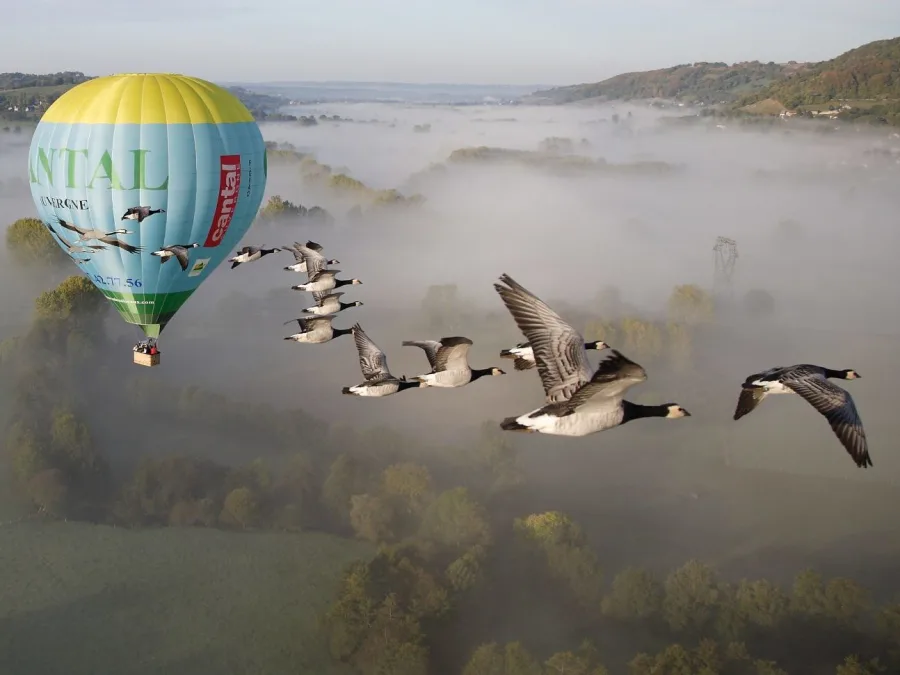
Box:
left=712, top=236, right=738, bottom=299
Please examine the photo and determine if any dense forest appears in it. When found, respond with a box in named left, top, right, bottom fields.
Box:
left=3, top=214, right=900, bottom=675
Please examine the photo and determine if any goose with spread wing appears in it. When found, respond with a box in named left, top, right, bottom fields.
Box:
left=229, top=245, right=281, bottom=268
left=403, top=336, right=505, bottom=388
left=342, top=324, right=422, bottom=396
left=56, top=218, right=143, bottom=254
left=291, top=269, right=362, bottom=294
left=151, top=243, right=200, bottom=271
left=493, top=273, right=690, bottom=436
left=45, top=223, right=106, bottom=262
left=733, top=364, right=870, bottom=468
left=501, top=338, right=609, bottom=371
left=283, top=315, right=353, bottom=344
left=283, top=241, right=340, bottom=273
left=121, top=206, right=165, bottom=223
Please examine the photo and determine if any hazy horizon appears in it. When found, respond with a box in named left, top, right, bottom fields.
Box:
left=3, top=1, right=899, bottom=84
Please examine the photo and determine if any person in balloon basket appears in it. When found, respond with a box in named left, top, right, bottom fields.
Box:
left=133, top=340, right=160, bottom=355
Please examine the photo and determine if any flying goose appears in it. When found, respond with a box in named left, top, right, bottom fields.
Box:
left=494, top=274, right=690, bottom=436
left=291, top=269, right=362, bottom=294
left=283, top=241, right=339, bottom=273
left=283, top=315, right=353, bottom=344
left=229, top=245, right=281, bottom=269
left=501, top=339, right=610, bottom=371
left=56, top=219, right=143, bottom=253
left=48, top=230, right=106, bottom=263
left=298, top=292, right=364, bottom=316
left=501, top=349, right=691, bottom=436
left=342, top=323, right=422, bottom=396
left=403, top=336, right=506, bottom=388
left=121, top=206, right=165, bottom=223
left=151, top=243, right=200, bottom=271
left=733, top=364, right=870, bottom=468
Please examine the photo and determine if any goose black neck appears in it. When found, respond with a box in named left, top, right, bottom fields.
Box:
left=335, top=279, right=351, bottom=288
left=333, top=328, right=354, bottom=337
left=621, top=400, right=669, bottom=424
left=471, top=367, right=494, bottom=380
left=397, top=379, right=420, bottom=391
left=339, top=302, right=353, bottom=310
left=822, top=368, right=847, bottom=379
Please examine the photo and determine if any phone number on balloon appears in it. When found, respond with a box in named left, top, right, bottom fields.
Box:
left=86, top=274, right=143, bottom=288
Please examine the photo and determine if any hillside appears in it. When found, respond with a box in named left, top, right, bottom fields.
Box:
left=0, top=71, right=93, bottom=120
left=530, top=60, right=807, bottom=105
left=0, top=72, right=289, bottom=121
left=736, top=36, right=900, bottom=124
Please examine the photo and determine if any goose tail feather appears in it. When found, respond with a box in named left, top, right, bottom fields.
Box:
left=500, top=416, right=532, bottom=432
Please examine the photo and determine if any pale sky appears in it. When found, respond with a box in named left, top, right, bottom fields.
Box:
left=4, top=0, right=899, bottom=85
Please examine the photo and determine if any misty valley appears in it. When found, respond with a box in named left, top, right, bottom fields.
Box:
left=3, top=95, right=900, bottom=675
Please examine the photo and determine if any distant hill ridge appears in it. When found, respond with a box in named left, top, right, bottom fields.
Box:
left=0, top=72, right=289, bottom=122
left=533, top=36, right=900, bottom=116
left=532, top=60, right=807, bottom=105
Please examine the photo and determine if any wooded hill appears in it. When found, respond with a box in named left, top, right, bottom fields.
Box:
left=0, top=72, right=290, bottom=121
left=532, top=61, right=805, bottom=105
left=0, top=72, right=92, bottom=120
left=735, top=37, right=900, bottom=125
left=533, top=36, right=900, bottom=118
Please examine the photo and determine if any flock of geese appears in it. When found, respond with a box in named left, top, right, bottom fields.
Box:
left=229, top=241, right=873, bottom=471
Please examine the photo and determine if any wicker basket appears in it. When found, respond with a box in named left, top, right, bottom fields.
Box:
left=134, top=351, right=161, bottom=367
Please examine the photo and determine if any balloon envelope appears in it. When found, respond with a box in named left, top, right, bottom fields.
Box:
left=28, top=73, right=268, bottom=338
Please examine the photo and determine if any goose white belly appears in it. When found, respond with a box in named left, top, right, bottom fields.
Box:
left=300, top=278, right=336, bottom=292
left=286, top=261, right=307, bottom=272
left=348, top=381, right=399, bottom=397
left=516, top=406, right=625, bottom=437
left=304, top=304, right=334, bottom=316
left=289, top=330, right=332, bottom=343
left=418, top=368, right=471, bottom=388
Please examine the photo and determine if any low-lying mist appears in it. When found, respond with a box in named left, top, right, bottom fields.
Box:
left=3, top=101, right=900, bottom=674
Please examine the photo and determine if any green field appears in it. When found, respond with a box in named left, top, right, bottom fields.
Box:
left=0, top=522, right=371, bottom=675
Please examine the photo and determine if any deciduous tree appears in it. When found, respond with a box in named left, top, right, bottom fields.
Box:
left=5, top=216, right=67, bottom=265
left=419, top=487, right=491, bottom=551
left=220, top=487, right=259, bottom=529
left=602, top=566, right=664, bottom=620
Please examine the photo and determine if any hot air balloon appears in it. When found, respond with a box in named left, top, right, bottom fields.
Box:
left=27, top=73, right=268, bottom=367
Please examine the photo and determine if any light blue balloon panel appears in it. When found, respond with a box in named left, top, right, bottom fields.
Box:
left=28, top=73, right=268, bottom=338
